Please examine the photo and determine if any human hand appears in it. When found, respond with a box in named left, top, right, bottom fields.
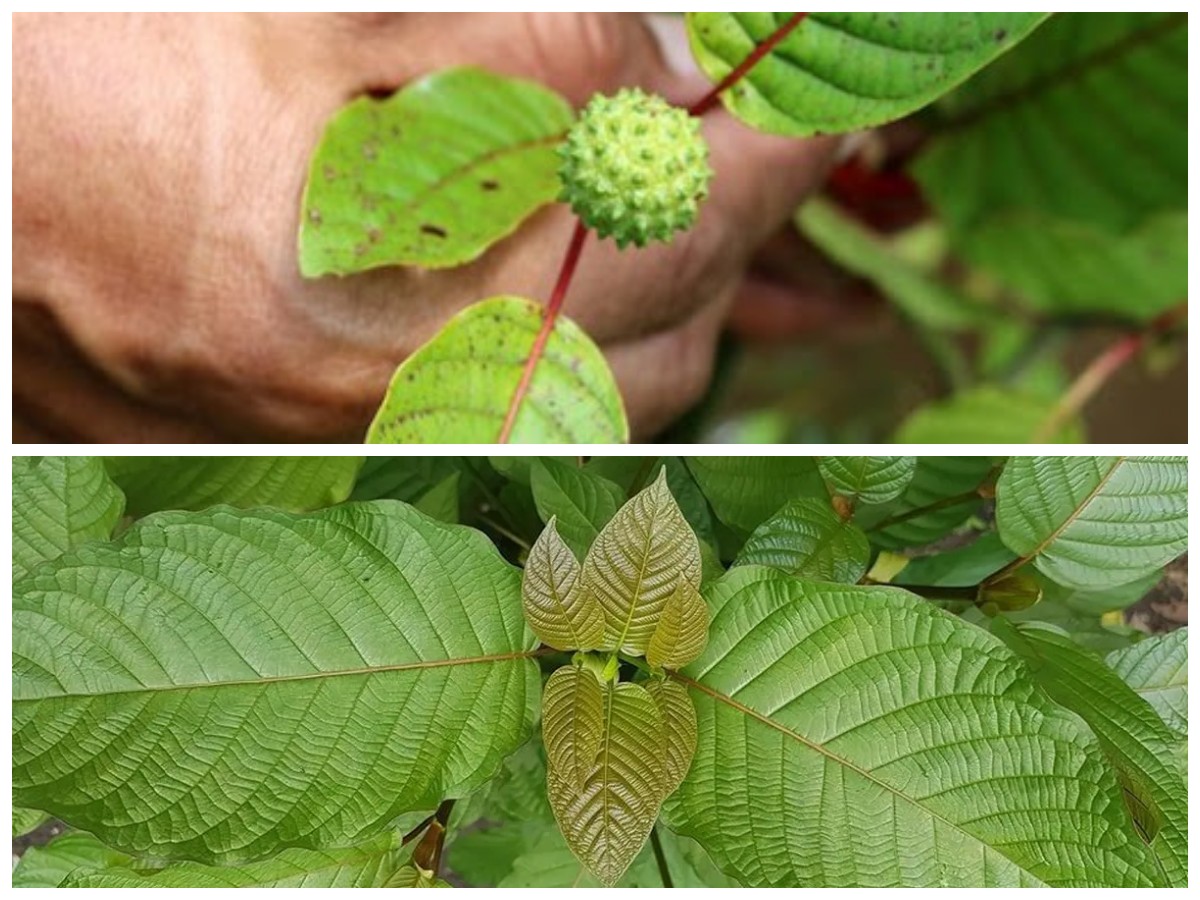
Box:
left=13, top=12, right=840, bottom=442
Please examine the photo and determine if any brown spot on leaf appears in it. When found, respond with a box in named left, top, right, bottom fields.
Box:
left=323, top=165, right=337, bottom=181
left=308, top=209, right=323, bottom=226
left=367, top=227, right=382, bottom=244
left=481, top=180, right=501, bottom=191
left=421, top=224, right=448, bottom=239
left=994, top=29, right=1008, bottom=42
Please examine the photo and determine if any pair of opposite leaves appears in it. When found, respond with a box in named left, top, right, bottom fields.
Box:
left=520, top=470, right=709, bottom=885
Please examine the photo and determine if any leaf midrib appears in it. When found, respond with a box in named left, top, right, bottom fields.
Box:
left=673, top=672, right=1051, bottom=885
left=15, top=649, right=542, bottom=703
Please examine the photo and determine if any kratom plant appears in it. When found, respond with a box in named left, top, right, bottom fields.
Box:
left=12, top=454, right=1188, bottom=887
left=294, top=12, right=1186, bottom=444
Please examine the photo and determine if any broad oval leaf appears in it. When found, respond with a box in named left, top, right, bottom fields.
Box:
left=366, top=296, right=628, bottom=444
left=995, top=456, right=1187, bottom=590
left=581, top=470, right=703, bottom=657
left=1107, top=629, right=1188, bottom=738
left=687, top=12, right=1047, bottom=137
left=530, top=458, right=626, bottom=559
left=645, top=577, right=709, bottom=670
left=734, top=498, right=870, bottom=584
left=522, top=517, right=604, bottom=651
left=104, top=456, right=362, bottom=516
left=13, top=501, right=539, bottom=862
left=685, top=457, right=824, bottom=533
left=894, top=386, right=1083, bottom=443
left=542, top=664, right=606, bottom=789
left=547, top=680, right=666, bottom=886
left=819, top=456, right=917, bottom=506
left=299, top=67, right=572, bottom=275
left=13, top=456, right=124, bottom=581
left=664, top=566, right=1161, bottom=887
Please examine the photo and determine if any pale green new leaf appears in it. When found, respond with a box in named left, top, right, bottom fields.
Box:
left=1107, top=629, right=1188, bottom=737
left=645, top=578, right=709, bottom=671
left=299, top=67, right=572, bottom=275
left=542, top=665, right=606, bottom=789
left=581, top=470, right=703, bottom=657
left=13, top=456, right=124, bottom=581
left=686, top=457, right=824, bottom=532
left=894, top=386, right=1083, bottom=443
left=104, top=456, right=362, bottom=516
left=688, top=13, right=1047, bottom=137
left=12, top=832, right=133, bottom=889
left=820, top=456, right=917, bottom=506
left=993, top=621, right=1186, bottom=886
left=734, top=498, right=870, bottom=584
left=664, top=566, right=1161, bottom=887
left=366, top=297, right=628, bottom=444
left=645, top=678, right=698, bottom=798
left=547, top=680, right=666, bottom=886
left=531, top=458, right=625, bottom=558
left=863, top=456, right=994, bottom=550
left=996, top=456, right=1187, bottom=589
left=68, top=835, right=403, bottom=888
left=522, top=518, right=604, bottom=650
left=13, top=501, right=539, bottom=862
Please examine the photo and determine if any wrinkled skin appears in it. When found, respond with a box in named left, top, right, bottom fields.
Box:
left=13, top=13, right=842, bottom=442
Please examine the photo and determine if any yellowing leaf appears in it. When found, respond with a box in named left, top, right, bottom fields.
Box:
left=646, top=578, right=709, bottom=670
left=542, top=665, right=606, bottom=790
left=547, top=680, right=666, bottom=886
left=645, top=678, right=698, bottom=798
left=581, top=470, right=702, bottom=657
left=522, top=518, right=604, bottom=650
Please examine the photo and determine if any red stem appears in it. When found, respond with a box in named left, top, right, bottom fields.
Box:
left=689, top=13, right=810, bottom=116
left=497, top=220, right=590, bottom=442
left=496, top=13, right=810, bottom=443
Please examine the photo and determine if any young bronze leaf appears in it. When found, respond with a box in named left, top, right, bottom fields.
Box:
left=542, top=664, right=606, bottom=789
left=523, top=518, right=604, bottom=650
left=547, top=681, right=667, bottom=886
left=645, top=678, right=698, bottom=799
left=645, top=577, right=709, bottom=670
left=581, top=469, right=702, bottom=657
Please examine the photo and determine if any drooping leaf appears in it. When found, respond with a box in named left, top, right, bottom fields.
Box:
left=645, top=678, right=698, bottom=798
left=687, top=12, right=1047, bottom=136
left=67, top=835, right=404, bottom=888
left=580, top=470, right=703, bottom=657
left=522, top=518, right=604, bottom=651
left=664, top=566, right=1162, bottom=887
left=685, top=457, right=824, bottom=533
left=530, top=458, right=625, bottom=558
left=894, top=386, right=1083, bottom=443
left=733, top=498, right=870, bottom=584
left=366, top=297, right=628, bottom=444
left=645, top=578, right=709, bottom=671
left=299, top=66, right=572, bottom=275
left=915, top=13, right=1186, bottom=235
left=11, top=832, right=134, bottom=889
left=12, top=456, right=124, bottom=581
left=104, top=456, right=362, bottom=516
left=995, top=456, right=1187, bottom=589
left=819, top=456, right=917, bottom=506
left=863, top=456, right=995, bottom=550
left=992, top=620, right=1187, bottom=886
left=13, top=501, right=539, bottom=862
left=547, top=679, right=666, bottom=886
left=1107, top=629, right=1188, bottom=738
left=542, top=664, right=606, bottom=789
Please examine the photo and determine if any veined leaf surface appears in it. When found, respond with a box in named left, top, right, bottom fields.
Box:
left=530, top=458, right=625, bottom=559
left=686, top=457, right=823, bottom=532
left=11, top=833, right=133, bottom=889
left=1107, top=629, right=1188, bottom=738
left=522, top=517, right=604, bottom=651
left=734, top=498, right=870, bottom=584
left=819, top=456, right=917, bottom=506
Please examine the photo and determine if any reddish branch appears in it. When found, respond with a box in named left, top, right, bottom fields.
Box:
left=1033, top=304, right=1187, bottom=442
left=496, top=14, right=810, bottom=443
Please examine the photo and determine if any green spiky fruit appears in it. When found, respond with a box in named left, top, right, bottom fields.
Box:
left=559, top=88, right=713, bottom=249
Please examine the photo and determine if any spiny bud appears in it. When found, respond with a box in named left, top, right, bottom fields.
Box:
left=558, top=88, right=713, bottom=249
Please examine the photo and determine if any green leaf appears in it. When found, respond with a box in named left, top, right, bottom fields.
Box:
left=819, top=456, right=917, bottom=506
left=490, top=455, right=574, bottom=487
left=387, top=865, right=453, bottom=888
left=1006, top=570, right=1159, bottom=655
left=547, top=677, right=666, bottom=886
left=12, top=805, right=47, bottom=837
left=412, top=471, right=461, bottom=523
left=688, top=12, right=1047, bottom=137
left=350, top=457, right=463, bottom=503
left=581, top=470, right=705, bottom=659
left=12, top=832, right=133, bottom=888
left=13, top=501, right=539, bottom=862
left=914, top=13, right=1186, bottom=234
left=299, top=66, right=572, bottom=275
left=664, top=566, right=1162, bottom=887
left=685, top=457, right=824, bottom=533
left=894, top=386, right=1083, bottom=443
left=733, top=498, right=870, bottom=584
left=496, top=825, right=663, bottom=887
left=366, top=296, right=628, bottom=444
left=993, top=621, right=1187, bottom=886
left=1107, top=629, right=1187, bottom=738
left=893, top=531, right=1015, bottom=587
left=530, top=458, right=625, bottom=558
left=68, top=835, right=404, bottom=888
left=104, top=456, right=362, bottom=516
left=995, top=456, right=1187, bottom=589
left=863, top=456, right=994, bottom=550
left=522, top=518, right=604, bottom=651
left=13, top=456, right=124, bottom=582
